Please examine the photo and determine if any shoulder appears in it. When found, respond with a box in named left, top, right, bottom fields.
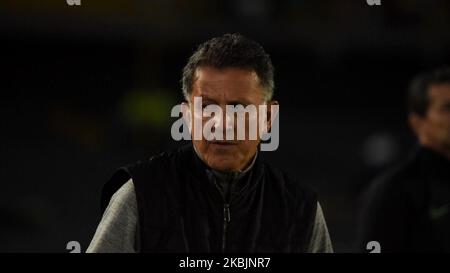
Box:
left=126, top=147, right=181, bottom=173
left=361, top=152, right=425, bottom=214
left=110, top=179, right=136, bottom=204
left=103, top=179, right=137, bottom=220
left=367, top=154, right=421, bottom=199
left=101, top=145, right=188, bottom=213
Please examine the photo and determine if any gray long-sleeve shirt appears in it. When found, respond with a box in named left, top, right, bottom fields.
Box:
left=87, top=179, right=334, bottom=253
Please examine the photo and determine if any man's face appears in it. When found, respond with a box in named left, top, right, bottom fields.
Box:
left=414, top=84, right=450, bottom=151
left=187, top=66, right=269, bottom=172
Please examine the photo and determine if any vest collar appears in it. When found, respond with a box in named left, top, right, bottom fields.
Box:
left=182, top=143, right=263, bottom=202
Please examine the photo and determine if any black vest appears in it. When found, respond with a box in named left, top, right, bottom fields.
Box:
left=101, top=144, right=317, bottom=253
left=357, top=147, right=450, bottom=252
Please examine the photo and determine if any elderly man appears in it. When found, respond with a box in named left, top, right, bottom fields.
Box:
left=87, top=33, right=333, bottom=253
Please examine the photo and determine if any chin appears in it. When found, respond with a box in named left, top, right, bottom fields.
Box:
left=207, top=157, right=239, bottom=172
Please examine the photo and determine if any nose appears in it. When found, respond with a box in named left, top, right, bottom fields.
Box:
left=210, top=107, right=235, bottom=139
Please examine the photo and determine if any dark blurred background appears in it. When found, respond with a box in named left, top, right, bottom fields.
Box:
left=1, top=0, right=450, bottom=252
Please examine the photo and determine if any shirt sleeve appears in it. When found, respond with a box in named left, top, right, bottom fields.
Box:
left=306, top=202, right=334, bottom=253
left=86, top=179, right=139, bottom=253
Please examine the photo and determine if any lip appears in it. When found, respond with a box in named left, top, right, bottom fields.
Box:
left=209, top=141, right=238, bottom=146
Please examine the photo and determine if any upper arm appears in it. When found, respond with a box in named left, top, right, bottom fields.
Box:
left=307, top=202, right=334, bottom=253
left=86, top=179, right=138, bottom=253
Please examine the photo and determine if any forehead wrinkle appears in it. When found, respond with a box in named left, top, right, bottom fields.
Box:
left=195, top=83, right=263, bottom=105
left=191, top=68, right=265, bottom=104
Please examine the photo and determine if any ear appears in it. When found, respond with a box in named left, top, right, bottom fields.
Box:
left=409, top=113, right=424, bottom=137
left=181, top=101, right=192, bottom=133
left=266, top=100, right=279, bottom=133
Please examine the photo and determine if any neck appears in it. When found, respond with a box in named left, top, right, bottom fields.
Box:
left=209, top=152, right=257, bottom=181
left=192, top=145, right=258, bottom=199
left=192, top=143, right=258, bottom=175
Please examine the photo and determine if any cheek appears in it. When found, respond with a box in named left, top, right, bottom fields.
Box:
left=423, top=118, right=449, bottom=139
left=441, top=113, right=450, bottom=128
left=431, top=115, right=450, bottom=132
left=238, top=140, right=259, bottom=154
left=193, top=140, right=207, bottom=154
left=429, top=110, right=449, bottom=122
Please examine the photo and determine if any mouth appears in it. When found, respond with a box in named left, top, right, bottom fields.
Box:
left=208, top=140, right=238, bottom=146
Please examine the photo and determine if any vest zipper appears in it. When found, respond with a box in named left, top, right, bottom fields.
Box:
left=211, top=172, right=237, bottom=253
left=222, top=203, right=231, bottom=252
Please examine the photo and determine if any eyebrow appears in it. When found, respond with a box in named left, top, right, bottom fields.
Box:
left=196, top=94, right=252, bottom=106
left=227, top=100, right=251, bottom=106
left=199, top=96, right=218, bottom=105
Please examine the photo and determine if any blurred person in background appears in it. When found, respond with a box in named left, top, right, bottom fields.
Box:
left=357, top=67, right=450, bottom=252
left=86, top=33, right=333, bottom=253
